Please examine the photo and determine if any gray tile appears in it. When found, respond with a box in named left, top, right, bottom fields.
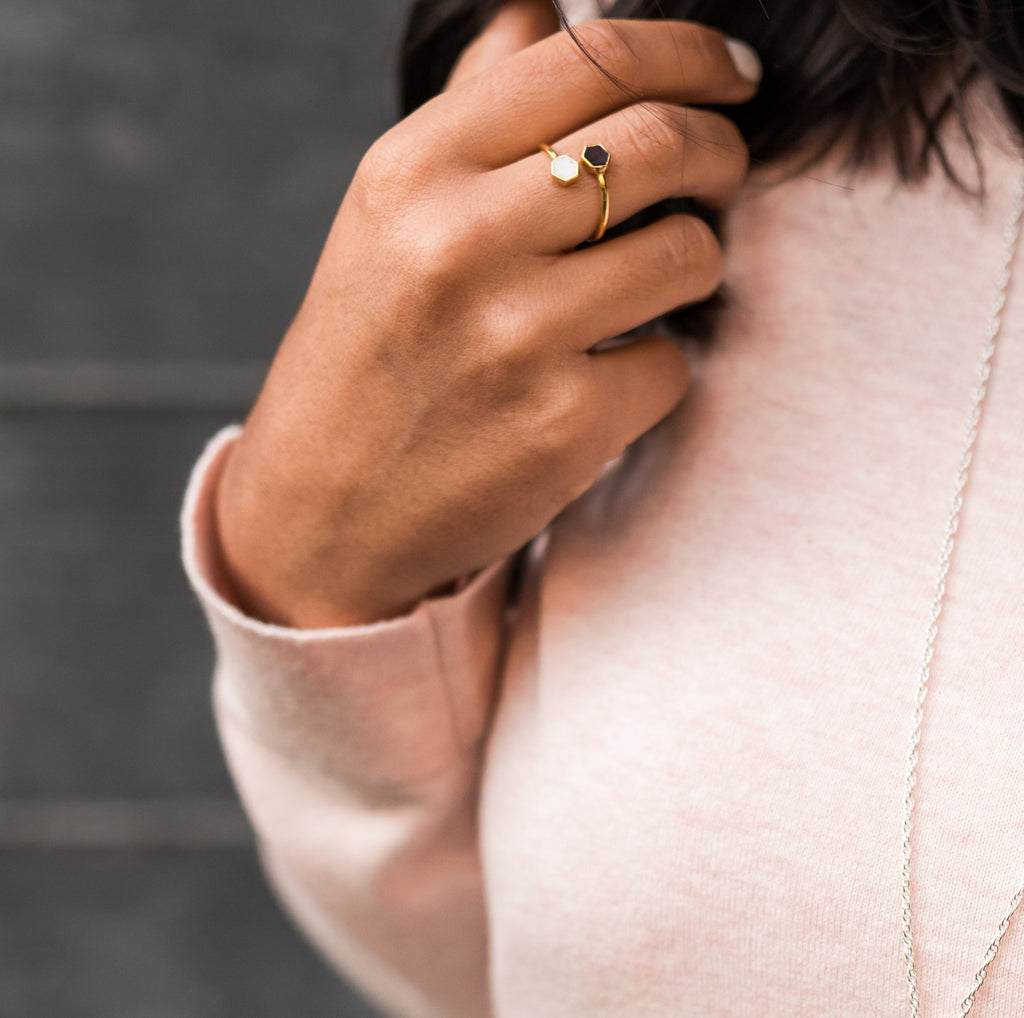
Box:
left=0, top=848, right=384, bottom=1018
left=2, top=0, right=411, bottom=361
left=0, top=412, right=237, bottom=796
left=0, top=799, right=252, bottom=849
left=1, top=1, right=447, bottom=1013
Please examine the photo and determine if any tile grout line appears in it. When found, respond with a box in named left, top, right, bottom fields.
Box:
left=0, top=360, right=267, bottom=412
left=0, top=798, right=253, bottom=850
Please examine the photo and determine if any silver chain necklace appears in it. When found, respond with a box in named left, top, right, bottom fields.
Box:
left=900, top=164, right=1024, bottom=1017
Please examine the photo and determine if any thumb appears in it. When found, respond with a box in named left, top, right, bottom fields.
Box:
left=446, top=0, right=561, bottom=89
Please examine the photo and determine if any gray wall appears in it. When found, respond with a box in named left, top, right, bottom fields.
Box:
left=1, top=0, right=412, bottom=1014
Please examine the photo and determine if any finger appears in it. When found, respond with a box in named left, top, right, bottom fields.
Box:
left=500, top=104, right=746, bottom=251
left=544, top=214, right=723, bottom=347
left=441, top=20, right=760, bottom=166
left=446, top=0, right=560, bottom=90
left=581, top=335, right=690, bottom=461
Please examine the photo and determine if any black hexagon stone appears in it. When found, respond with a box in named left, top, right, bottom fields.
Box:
left=583, top=144, right=610, bottom=169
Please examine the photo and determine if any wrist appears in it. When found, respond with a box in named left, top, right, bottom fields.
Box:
left=212, top=427, right=435, bottom=629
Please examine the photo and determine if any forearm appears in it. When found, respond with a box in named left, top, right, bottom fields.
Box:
left=183, top=428, right=511, bottom=1016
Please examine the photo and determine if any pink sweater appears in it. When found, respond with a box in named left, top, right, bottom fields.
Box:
left=183, top=79, right=1024, bottom=1017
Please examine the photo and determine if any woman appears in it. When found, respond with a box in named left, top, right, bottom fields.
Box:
left=182, top=0, right=1024, bottom=1014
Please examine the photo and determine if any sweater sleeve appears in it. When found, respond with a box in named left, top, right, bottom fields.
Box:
left=181, top=427, right=512, bottom=1018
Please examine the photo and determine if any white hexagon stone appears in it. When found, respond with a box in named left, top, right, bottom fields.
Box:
left=550, top=154, right=579, bottom=185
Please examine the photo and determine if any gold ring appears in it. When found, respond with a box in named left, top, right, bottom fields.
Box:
left=581, top=144, right=610, bottom=242
left=540, top=144, right=580, bottom=186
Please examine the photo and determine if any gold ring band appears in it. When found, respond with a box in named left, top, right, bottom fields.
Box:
left=581, top=144, right=611, bottom=242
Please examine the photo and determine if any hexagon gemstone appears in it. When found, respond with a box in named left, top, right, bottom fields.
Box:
left=550, top=154, right=579, bottom=185
left=582, top=144, right=610, bottom=172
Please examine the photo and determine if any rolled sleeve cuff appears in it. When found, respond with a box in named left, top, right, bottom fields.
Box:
left=181, top=427, right=512, bottom=797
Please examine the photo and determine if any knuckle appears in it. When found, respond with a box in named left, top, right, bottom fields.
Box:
left=535, top=372, right=589, bottom=440
left=678, top=22, right=728, bottom=80
left=650, top=224, right=690, bottom=284
left=652, top=216, right=723, bottom=298
left=572, top=20, right=643, bottom=81
left=688, top=109, right=747, bottom=162
left=473, top=301, right=536, bottom=371
left=526, top=374, right=597, bottom=467
left=357, top=133, right=410, bottom=195
left=511, top=369, right=617, bottom=503
left=693, top=111, right=750, bottom=188
left=391, top=199, right=499, bottom=297
left=622, top=103, right=688, bottom=169
left=350, top=138, right=423, bottom=230
left=620, top=105, right=749, bottom=200
left=431, top=207, right=504, bottom=286
left=680, top=216, right=724, bottom=296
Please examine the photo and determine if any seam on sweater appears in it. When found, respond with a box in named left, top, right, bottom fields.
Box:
left=425, top=601, right=473, bottom=756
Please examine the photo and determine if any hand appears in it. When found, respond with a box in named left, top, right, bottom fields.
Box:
left=214, top=1, right=760, bottom=627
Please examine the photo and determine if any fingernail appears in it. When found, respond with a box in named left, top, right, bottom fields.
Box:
left=725, top=37, right=762, bottom=84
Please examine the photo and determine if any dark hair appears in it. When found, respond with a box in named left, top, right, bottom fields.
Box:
left=399, top=0, right=1024, bottom=335
left=402, top=0, right=1024, bottom=183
